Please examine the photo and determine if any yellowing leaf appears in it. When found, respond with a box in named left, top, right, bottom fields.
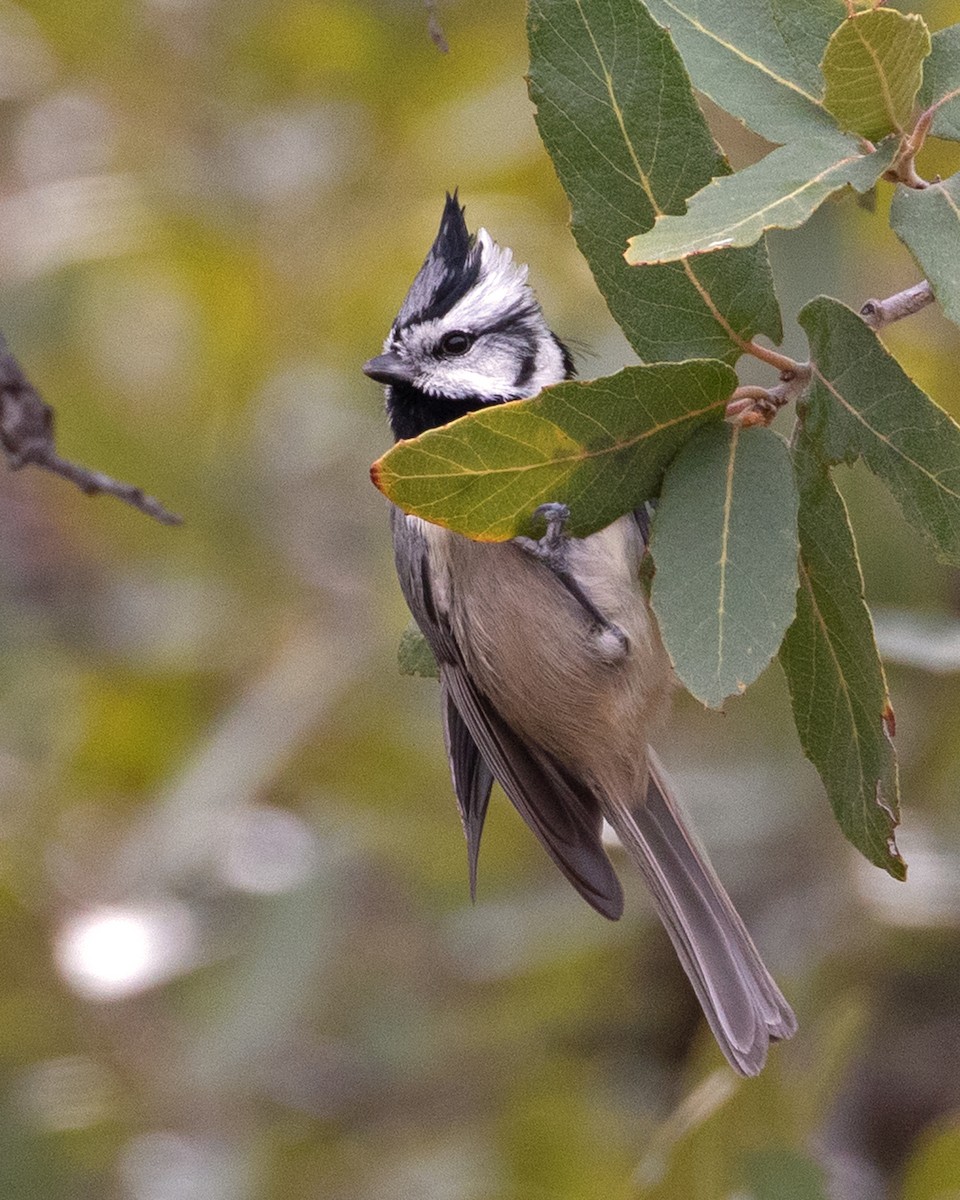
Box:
left=822, top=8, right=930, bottom=140
left=371, top=361, right=736, bottom=542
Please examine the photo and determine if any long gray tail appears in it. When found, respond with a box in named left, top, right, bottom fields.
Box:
left=600, top=750, right=797, bottom=1076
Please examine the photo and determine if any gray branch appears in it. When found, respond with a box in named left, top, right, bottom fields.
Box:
left=0, top=338, right=181, bottom=526
left=425, top=1, right=449, bottom=52
left=860, top=280, right=935, bottom=331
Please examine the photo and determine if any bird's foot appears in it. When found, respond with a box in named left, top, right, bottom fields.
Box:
left=515, top=502, right=628, bottom=662
left=515, top=502, right=572, bottom=571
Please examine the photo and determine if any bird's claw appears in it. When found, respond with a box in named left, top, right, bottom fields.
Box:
left=516, top=501, right=571, bottom=571
left=515, top=501, right=628, bottom=662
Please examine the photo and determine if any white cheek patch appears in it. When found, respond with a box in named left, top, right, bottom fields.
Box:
left=535, top=338, right=565, bottom=387
left=428, top=360, right=514, bottom=400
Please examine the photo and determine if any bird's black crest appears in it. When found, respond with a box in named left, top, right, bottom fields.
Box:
left=395, top=192, right=483, bottom=329
left=433, top=191, right=471, bottom=275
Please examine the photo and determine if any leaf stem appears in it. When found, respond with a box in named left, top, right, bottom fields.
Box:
left=675, top=254, right=801, bottom=375
left=885, top=105, right=936, bottom=189
left=860, top=279, right=934, bottom=329
left=739, top=338, right=801, bottom=375
left=727, top=389, right=779, bottom=427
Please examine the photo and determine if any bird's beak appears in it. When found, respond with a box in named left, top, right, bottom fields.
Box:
left=362, top=352, right=417, bottom=385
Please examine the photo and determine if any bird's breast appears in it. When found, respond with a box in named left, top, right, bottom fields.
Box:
left=414, top=513, right=675, bottom=782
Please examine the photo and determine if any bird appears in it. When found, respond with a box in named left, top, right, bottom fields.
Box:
left=363, top=193, right=797, bottom=1075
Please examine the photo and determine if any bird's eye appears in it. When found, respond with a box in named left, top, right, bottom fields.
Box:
left=440, top=331, right=473, bottom=356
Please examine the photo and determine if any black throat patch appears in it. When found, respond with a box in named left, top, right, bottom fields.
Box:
left=386, top=380, right=500, bottom=441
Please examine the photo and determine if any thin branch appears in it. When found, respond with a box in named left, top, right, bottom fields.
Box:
left=730, top=275, right=937, bottom=427
left=860, top=280, right=935, bottom=330
left=890, top=85, right=960, bottom=190
left=0, top=338, right=182, bottom=526
left=425, top=1, right=449, bottom=52
left=885, top=104, right=940, bottom=190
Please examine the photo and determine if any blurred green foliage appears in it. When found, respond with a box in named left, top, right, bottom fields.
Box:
left=0, top=1, right=958, bottom=1198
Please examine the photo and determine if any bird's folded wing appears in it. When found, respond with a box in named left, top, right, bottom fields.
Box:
left=442, top=663, right=623, bottom=919
left=442, top=686, right=494, bottom=900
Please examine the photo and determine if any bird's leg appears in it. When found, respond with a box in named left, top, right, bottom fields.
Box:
left=515, top=502, right=571, bottom=571
left=515, top=503, right=628, bottom=660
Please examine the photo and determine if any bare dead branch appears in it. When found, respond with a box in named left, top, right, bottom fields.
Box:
left=425, top=1, right=449, bottom=52
left=0, top=337, right=182, bottom=526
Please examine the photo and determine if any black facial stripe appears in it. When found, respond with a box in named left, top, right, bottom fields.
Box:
left=477, top=303, right=539, bottom=339
left=398, top=252, right=482, bottom=328
left=514, top=351, right=537, bottom=391
left=420, top=304, right=541, bottom=359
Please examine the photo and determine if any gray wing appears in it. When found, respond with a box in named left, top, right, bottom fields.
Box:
left=441, top=687, right=493, bottom=900
left=442, top=663, right=623, bottom=918
left=392, top=508, right=493, bottom=881
left=391, top=506, right=623, bottom=918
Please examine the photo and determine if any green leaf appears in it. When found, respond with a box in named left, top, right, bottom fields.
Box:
left=528, top=0, right=782, bottom=366
left=799, top=296, right=960, bottom=566
left=649, top=423, right=799, bottom=709
left=371, top=361, right=736, bottom=542
left=625, top=135, right=894, bottom=265
left=643, top=0, right=844, bottom=145
left=779, top=433, right=904, bottom=879
left=890, top=173, right=960, bottom=329
left=917, top=24, right=960, bottom=142
left=821, top=8, right=930, bottom=141
left=398, top=623, right=438, bottom=678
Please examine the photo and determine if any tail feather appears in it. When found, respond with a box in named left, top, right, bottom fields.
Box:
left=600, top=750, right=796, bottom=1076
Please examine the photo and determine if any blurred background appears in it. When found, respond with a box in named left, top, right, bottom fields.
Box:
left=1, top=1, right=960, bottom=1196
